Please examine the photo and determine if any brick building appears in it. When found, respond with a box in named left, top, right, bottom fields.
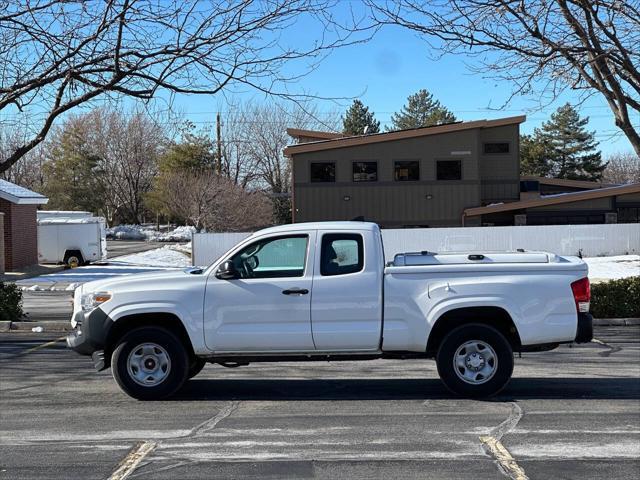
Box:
left=0, top=180, right=48, bottom=271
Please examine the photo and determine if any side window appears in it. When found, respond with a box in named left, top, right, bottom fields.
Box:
left=230, top=235, right=307, bottom=279
left=321, top=233, right=364, bottom=276
left=436, top=160, right=462, bottom=180
left=310, top=163, right=335, bottom=182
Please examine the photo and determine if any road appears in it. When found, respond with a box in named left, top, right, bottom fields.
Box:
left=0, top=326, right=638, bottom=479
left=105, top=240, right=172, bottom=258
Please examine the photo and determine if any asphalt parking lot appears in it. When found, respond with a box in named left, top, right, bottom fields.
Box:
left=1, top=326, right=638, bottom=480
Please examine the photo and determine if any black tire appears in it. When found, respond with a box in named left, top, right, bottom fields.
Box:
left=188, top=358, right=207, bottom=379
left=63, top=250, right=84, bottom=268
left=111, top=326, right=189, bottom=400
left=436, top=323, right=513, bottom=398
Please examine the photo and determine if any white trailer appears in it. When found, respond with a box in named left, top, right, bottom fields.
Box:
left=37, top=212, right=107, bottom=266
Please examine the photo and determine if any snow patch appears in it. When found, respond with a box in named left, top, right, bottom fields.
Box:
left=111, top=245, right=191, bottom=268
left=106, top=225, right=196, bottom=242
left=584, top=255, right=640, bottom=282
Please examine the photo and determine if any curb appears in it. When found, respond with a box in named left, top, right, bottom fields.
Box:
left=5, top=321, right=71, bottom=333
left=593, top=318, right=640, bottom=326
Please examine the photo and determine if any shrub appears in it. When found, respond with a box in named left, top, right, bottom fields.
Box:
left=0, top=282, right=23, bottom=321
left=590, top=276, right=640, bottom=318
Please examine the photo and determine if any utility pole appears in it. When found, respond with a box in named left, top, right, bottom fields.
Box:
left=216, top=112, right=222, bottom=175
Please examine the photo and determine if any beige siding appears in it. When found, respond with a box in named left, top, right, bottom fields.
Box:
left=478, top=125, right=519, bottom=181
left=291, top=124, right=522, bottom=227
left=293, top=129, right=480, bottom=184
left=294, top=183, right=480, bottom=227
left=617, top=192, right=640, bottom=204
left=481, top=182, right=520, bottom=203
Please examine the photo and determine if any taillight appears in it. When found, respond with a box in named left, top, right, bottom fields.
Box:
left=571, top=277, right=591, bottom=313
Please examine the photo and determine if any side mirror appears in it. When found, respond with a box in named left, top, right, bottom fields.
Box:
left=216, top=261, right=239, bottom=280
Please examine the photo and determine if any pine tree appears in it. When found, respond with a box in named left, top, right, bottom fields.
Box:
left=43, top=124, right=105, bottom=213
left=342, top=100, right=380, bottom=135
left=389, top=89, right=456, bottom=131
left=520, top=134, right=552, bottom=177
left=536, top=103, right=606, bottom=181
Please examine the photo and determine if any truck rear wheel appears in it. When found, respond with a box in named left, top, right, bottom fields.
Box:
left=111, top=326, right=189, bottom=400
left=436, top=323, right=513, bottom=398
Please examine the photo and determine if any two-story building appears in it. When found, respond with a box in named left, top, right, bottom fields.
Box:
left=284, top=116, right=525, bottom=227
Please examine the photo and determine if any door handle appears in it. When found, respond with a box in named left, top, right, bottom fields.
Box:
left=282, top=288, right=309, bottom=295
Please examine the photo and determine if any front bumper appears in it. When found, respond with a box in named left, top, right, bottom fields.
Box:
left=66, top=308, right=111, bottom=357
left=575, top=312, right=594, bottom=343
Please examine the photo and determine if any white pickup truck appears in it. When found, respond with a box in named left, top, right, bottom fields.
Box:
left=67, top=221, right=593, bottom=400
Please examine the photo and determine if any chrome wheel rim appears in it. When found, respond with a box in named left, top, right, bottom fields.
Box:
left=127, top=342, right=171, bottom=387
left=453, top=340, right=498, bottom=385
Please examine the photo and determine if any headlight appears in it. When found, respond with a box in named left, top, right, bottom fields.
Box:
left=81, top=292, right=112, bottom=312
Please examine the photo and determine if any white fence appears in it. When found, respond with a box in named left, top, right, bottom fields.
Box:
left=192, top=223, right=640, bottom=266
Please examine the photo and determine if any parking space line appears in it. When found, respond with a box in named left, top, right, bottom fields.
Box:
left=480, top=402, right=528, bottom=480
left=479, top=435, right=528, bottom=480
left=108, top=441, right=156, bottom=480
left=23, top=336, right=67, bottom=354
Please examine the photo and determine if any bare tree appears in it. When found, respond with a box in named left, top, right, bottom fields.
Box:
left=88, top=109, right=166, bottom=224
left=156, top=169, right=271, bottom=231
left=603, top=152, right=640, bottom=184
left=0, top=128, right=46, bottom=190
left=221, top=101, right=340, bottom=223
left=368, top=1, right=640, bottom=156
left=0, top=0, right=370, bottom=172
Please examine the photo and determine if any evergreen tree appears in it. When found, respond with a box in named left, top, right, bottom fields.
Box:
left=536, top=103, right=606, bottom=181
left=147, top=127, right=216, bottom=222
left=389, top=89, right=456, bottom=130
left=43, top=124, right=105, bottom=213
left=157, top=129, right=215, bottom=173
left=342, top=100, right=380, bottom=135
left=520, top=134, right=552, bottom=177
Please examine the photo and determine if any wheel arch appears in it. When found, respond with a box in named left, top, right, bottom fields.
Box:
left=104, top=312, right=196, bottom=366
left=426, top=306, right=522, bottom=357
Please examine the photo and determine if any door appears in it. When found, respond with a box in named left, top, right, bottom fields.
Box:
left=204, top=233, right=316, bottom=352
left=310, top=232, right=383, bottom=351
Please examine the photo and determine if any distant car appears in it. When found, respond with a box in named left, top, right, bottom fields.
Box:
left=67, top=221, right=593, bottom=400
left=37, top=211, right=107, bottom=267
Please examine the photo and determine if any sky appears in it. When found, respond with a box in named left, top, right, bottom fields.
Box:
left=167, top=11, right=637, bottom=157
left=3, top=3, right=637, bottom=158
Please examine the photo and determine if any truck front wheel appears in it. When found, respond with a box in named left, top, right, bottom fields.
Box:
left=436, top=323, right=513, bottom=398
left=111, top=327, right=189, bottom=400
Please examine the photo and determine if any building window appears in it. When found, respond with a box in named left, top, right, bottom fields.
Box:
left=310, top=163, right=335, bottom=182
left=352, top=161, right=377, bottom=182
left=394, top=161, right=419, bottom=181
left=483, top=142, right=510, bottom=154
left=320, top=233, right=364, bottom=276
left=437, top=160, right=462, bottom=180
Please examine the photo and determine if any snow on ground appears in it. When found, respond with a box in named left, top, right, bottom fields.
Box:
left=107, top=224, right=196, bottom=242
left=110, top=245, right=191, bottom=268
left=17, top=245, right=191, bottom=288
left=584, top=255, right=640, bottom=282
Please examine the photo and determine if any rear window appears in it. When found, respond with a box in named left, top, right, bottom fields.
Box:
left=320, top=233, right=364, bottom=276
